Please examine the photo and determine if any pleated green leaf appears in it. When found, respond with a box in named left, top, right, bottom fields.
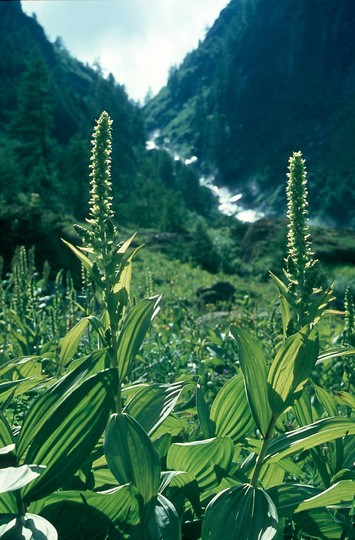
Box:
left=0, top=464, right=45, bottom=493
left=107, top=232, right=137, bottom=275
left=210, top=373, right=255, bottom=443
left=0, top=377, right=43, bottom=404
left=257, top=462, right=285, bottom=489
left=0, top=491, right=17, bottom=514
left=293, top=391, right=332, bottom=487
left=0, top=416, right=14, bottom=448
left=92, top=465, right=118, bottom=490
left=154, top=432, right=172, bottom=459
left=160, top=471, right=201, bottom=516
left=144, top=493, right=181, bottom=540
left=269, top=271, right=294, bottom=336
left=152, top=414, right=184, bottom=440
left=333, top=390, right=355, bottom=410
left=229, top=325, right=271, bottom=437
left=295, top=480, right=355, bottom=512
left=294, top=508, right=345, bottom=539
left=104, top=412, right=161, bottom=521
left=316, top=346, right=355, bottom=365
left=17, top=349, right=108, bottom=460
left=268, top=327, right=319, bottom=415
left=266, top=417, right=355, bottom=463
left=9, top=356, right=43, bottom=379
left=167, top=437, right=234, bottom=491
left=59, top=316, right=90, bottom=368
left=0, top=355, right=42, bottom=377
left=267, top=484, right=321, bottom=518
left=202, top=484, right=278, bottom=540
left=124, top=381, right=186, bottom=436
left=62, top=239, right=103, bottom=288
left=116, top=296, right=161, bottom=381
left=0, top=513, right=58, bottom=539
left=0, top=444, right=15, bottom=455
left=31, top=485, right=141, bottom=540
left=21, top=369, right=116, bottom=502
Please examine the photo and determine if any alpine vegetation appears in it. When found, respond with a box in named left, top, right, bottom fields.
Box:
left=0, top=115, right=354, bottom=539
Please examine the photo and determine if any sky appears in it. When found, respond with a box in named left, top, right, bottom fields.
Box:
left=21, top=0, right=229, bottom=103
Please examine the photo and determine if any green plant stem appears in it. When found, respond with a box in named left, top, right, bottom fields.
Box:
left=15, top=490, right=26, bottom=516
left=250, top=414, right=278, bottom=487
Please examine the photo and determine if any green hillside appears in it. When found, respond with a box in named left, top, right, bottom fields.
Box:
left=145, top=0, right=355, bottom=227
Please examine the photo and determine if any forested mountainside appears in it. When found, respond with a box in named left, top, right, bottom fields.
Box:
left=0, top=0, right=216, bottom=269
left=145, top=0, right=355, bottom=227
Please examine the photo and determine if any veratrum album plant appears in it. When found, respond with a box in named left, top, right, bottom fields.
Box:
left=0, top=115, right=354, bottom=539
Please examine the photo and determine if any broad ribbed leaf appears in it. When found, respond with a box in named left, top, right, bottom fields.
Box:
left=0, top=513, right=57, bottom=539
left=31, top=485, right=141, bottom=539
left=202, top=484, right=278, bottom=540
left=160, top=471, right=200, bottom=516
left=116, top=296, right=161, bottom=381
left=124, top=381, right=186, bottom=436
left=62, top=239, right=103, bottom=287
left=59, top=317, right=90, bottom=368
left=152, top=414, right=184, bottom=440
left=108, top=243, right=143, bottom=316
left=0, top=377, right=43, bottom=404
left=104, top=412, right=161, bottom=521
left=17, top=349, right=108, bottom=460
left=229, top=325, right=271, bottom=436
left=11, top=357, right=43, bottom=379
left=268, top=484, right=321, bottom=518
left=293, top=390, right=314, bottom=425
left=144, top=493, right=181, bottom=540
left=0, top=355, right=41, bottom=377
left=293, top=392, right=332, bottom=487
left=0, top=416, right=14, bottom=448
left=269, top=271, right=294, bottom=336
left=268, top=327, right=319, bottom=415
left=0, top=444, right=15, bottom=455
left=333, top=390, right=355, bottom=410
left=294, top=508, right=345, bottom=539
left=316, top=346, right=355, bottom=365
left=167, top=437, right=234, bottom=491
left=0, top=491, right=16, bottom=514
left=258, top=462, right=285, bottom=489
left=266, top=417, right=355, bottom=463
left=107, top=232, right=137, bottom=275
left=0, top=464, right=45, bottom=493
left=210, top=373, right=254, bottom=443
left=295, top=480, right=355, bottom=512
left=21, top=369, right=116, bottom=502
left=154, top=432, right=172, bottom=459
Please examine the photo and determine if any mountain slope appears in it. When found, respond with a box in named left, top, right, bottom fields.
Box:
left=145, top=0, right=355, bottom=226
left=0, top=0, right=218, bottom=272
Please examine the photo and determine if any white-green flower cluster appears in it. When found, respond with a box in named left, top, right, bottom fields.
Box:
left=285, top=151, right=318, bottom=300
left=75, top=111, right=118, bottom=267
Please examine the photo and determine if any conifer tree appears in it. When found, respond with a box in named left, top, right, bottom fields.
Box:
left=10, top=53, right=55, bottom=195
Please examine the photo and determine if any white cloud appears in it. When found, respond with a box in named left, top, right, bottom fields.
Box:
left=21, top=0, right=229, bottom=102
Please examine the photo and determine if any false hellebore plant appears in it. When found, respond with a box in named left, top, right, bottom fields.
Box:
left=0, top=119, right=354, bottom=539
left=271, top=151, right=334, bottom=336
left=0, top=112, right=182, bottom=538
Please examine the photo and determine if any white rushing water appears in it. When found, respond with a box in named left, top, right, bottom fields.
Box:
left=200, top=176, right=263, bottom=223
left=146, top=132, right=263, bottom=223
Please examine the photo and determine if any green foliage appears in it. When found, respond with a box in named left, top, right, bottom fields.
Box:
left=0, top=116, right=354, bottom=539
